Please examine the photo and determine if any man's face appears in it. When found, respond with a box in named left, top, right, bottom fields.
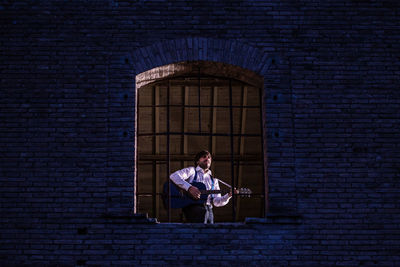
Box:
left=198, top=154, right=212, bottom=170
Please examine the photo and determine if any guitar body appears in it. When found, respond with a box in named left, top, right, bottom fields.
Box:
left=162, top=181, right=208, bottom=209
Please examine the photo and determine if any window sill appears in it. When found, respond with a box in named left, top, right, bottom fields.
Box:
left=245, top=213, right=302, bottom=225
left=101, top=212, right=302, bottom=225
left=101, top=212, right=159, bottom=224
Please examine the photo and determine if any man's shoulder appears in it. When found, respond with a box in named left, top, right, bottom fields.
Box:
left=183, top=166, right=196, bottom=170
left=181, top=166, right=196, bottom=174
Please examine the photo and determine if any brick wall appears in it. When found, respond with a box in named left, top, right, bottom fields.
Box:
left=1, top=0, right=399, bottom=265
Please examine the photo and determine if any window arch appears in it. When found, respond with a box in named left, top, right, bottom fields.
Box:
left=135, top=61, right=267, bottom=222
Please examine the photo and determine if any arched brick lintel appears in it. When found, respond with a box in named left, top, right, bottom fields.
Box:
left=131, top=37, right=274, bottom=77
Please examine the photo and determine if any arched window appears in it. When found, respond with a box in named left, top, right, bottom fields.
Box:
left=135, top=61, right=267, bottom=222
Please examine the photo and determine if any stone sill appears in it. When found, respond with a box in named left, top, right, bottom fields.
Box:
left=245, top=213, right=302, bottom=225
left=102, top=212, right=302, bottom=225
left=101, top=213, right=159, bottom=224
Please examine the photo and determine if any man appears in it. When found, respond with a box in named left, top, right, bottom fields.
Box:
left=169, top=150, right=235, bottom=223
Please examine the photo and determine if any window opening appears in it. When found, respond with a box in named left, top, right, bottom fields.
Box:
left=136, top=64, right=266, bottom=223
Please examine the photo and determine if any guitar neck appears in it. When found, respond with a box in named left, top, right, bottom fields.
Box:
left=199, top=188, right=252, bottom=197
left=200, top=190, right=225, bottom=195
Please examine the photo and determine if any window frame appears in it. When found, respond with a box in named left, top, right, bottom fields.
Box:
left=134, top=64, right=268, bottom=222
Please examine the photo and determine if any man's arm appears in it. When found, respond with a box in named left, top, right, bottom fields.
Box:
left=170, top=167, right=202, bottom=199
left=211, top=179, right=232, bottom=207
left=169, top=167, right=193, bottom=191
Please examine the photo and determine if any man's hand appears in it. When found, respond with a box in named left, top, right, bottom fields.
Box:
left=188, top=186, right=201, bottom=200
left=228, top=188, right=240, bottom=197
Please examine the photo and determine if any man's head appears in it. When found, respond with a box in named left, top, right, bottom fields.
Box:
left=194, top=150, right=212, bottom=170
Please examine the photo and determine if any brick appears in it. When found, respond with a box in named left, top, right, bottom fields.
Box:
left=1, top=0, right=400, bottom=266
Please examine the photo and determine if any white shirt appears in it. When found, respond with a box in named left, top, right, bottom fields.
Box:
left=169, top=166, right=231, bottom=207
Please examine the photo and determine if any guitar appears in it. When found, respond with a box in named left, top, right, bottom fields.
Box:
left=162, top=181, right=252, bottom=209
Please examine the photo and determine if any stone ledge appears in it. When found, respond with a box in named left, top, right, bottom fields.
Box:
left=101, top=212, right=301, bottom=225
left=101, top=213, right=159, bottom=224
left=100, top=212, right=303, bottom=226
left=245, top=214, right=302, bottom=225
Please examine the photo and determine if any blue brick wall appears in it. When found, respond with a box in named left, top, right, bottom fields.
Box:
left=1, top=0, right=399, bottom=265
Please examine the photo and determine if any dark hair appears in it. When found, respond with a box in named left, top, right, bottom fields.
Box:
left=194, top=150, right=211, bottom=166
